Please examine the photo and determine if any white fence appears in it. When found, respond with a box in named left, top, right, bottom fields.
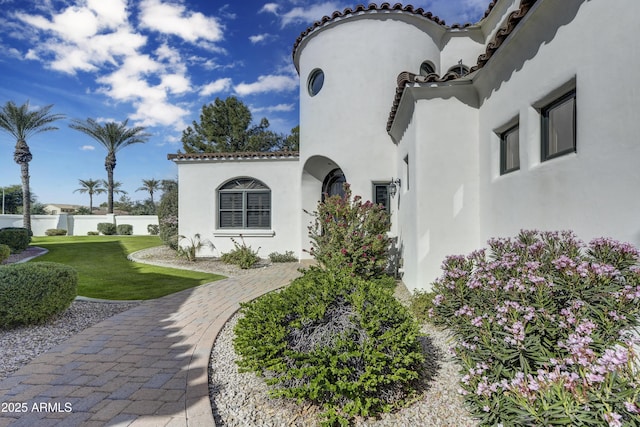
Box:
left=0, top=214, right=159, bottom=236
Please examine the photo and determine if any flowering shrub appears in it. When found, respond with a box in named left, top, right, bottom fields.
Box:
left=305, top=184, right=391, bottom=279
left=429, top=230, right=640, bottom=426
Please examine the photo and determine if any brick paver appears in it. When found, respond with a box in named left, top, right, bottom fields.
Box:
left=0, top=263, right=303, bottom=426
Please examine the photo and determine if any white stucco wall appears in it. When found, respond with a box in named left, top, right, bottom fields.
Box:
left=395, top=85, right=481, bottom=290
left=475, top=0, right=640, bottom=250
left=176, top=158, right=301, bottom=259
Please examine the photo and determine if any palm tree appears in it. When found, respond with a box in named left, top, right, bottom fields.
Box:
left=136, top=178, right=161, bottom=207
left=70, top=119, right=149, bottom=213
left=0, top=101, right=64, bottom=232
left=101, top=180, right=127, bottom=196
left=74, top=179, right=105, bottom=214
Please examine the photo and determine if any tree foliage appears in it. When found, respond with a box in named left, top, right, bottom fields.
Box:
left=70, top=118, right=149, bottom=214
left=181, top=96, right=298, bottom=153
left=0, top=101, right=64, bottom=231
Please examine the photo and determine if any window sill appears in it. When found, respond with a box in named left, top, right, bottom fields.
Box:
left=213, top=230, right=275, bottom=237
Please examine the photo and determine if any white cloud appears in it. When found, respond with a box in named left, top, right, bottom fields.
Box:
left=249, top=33, right=271, bottom=44
left=251, top=103, right=295, bottom=114
left=234, top=74, right=298, bottom=96
left=279, top=2, right=342, bottom=27
left=80, top=145, right=95, bottom=151
left=200, top=78, right=232, bottom=96
left=138, top=0, right=224, bottom=44
left=260, top=3, right=279, bottom=15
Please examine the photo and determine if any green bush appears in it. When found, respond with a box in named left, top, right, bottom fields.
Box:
left=234, top=267, right=425, bottom=425
left=0, top=262, right=78, bottom=327
left=147, top=224, right=159, bottom=235
left=44, top=228, right=67, bottom=236
left=116, top=224, right=133, bottom=235
left=409, top=290, right=435, bottom=323
left=97, top=222, right=117, bottom=235
left=220, top=237, right=260, bottom=269
left=158, top=183, right=178, bottom=249
left=87, top=231, right=99, bottom=236
left=305, top=183, right=391, bottom=279
left=0, top=227, right=31, bottom=253
left=0, top=244, right=10, bottom=263
left=429, top=230, right=640, bottom=426
left=268, top=250, right=297, bottom=263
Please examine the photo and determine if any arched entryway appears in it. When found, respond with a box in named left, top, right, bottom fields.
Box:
left=322, top=168, right=346, bottom=200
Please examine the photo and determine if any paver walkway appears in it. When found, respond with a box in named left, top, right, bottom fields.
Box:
left=0, top=263, right=303, bottom=426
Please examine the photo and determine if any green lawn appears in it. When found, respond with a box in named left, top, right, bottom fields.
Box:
left=30, top=236, right=225, bottom=300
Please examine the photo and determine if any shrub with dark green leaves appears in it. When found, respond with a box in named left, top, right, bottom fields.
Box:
left=0, top=244, right=10, bottom=263
left=268, top=250, right=298, bottom=263
left=220, top=237, right=260, bottom=269
left=87, top=231, right=99, bottom=236
left=147, top=224, right=159, bottom=235
left=0, top=227, right=30, bottom=253
left=0, top=262, right=78, bottom=327
left=116, top=224, right=133, bottom=235
left=305, top=183, right=391, bottom=280
left=45, top=228, right=67, bottom=236
left=97, top=222, right=117, bottom=235
left=234, top=267, right=425, bottom=425
left=429, top=230, right=640, bottom=426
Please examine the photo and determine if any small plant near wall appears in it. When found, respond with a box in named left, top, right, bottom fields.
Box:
left=0, top=244, right=10, bottom=263
left=305, top=183, right=391, bottom=280
left=428, top=230, right=640, bottom=426
left=220, top=236, right=260, bottom=269
left=268, top=250, right=297, bottom=263
left=147, top=224, right=159, bottom=235
left=177, top=233, right=214, bottom=262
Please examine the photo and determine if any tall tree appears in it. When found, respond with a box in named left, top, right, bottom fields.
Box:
left=70, top=119, right=149, bottom=213
left=74, top=179, right=105, bottom=214
left=281, top=125, right=300, bottom=151
left=136, top=178, right=161, bottom=207
left=0, top=101, right=64, bottom=232
left=181, top=96, right=294, bottom=153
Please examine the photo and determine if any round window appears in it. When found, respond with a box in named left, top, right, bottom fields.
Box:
left=307, top=68, right=324, bottom=97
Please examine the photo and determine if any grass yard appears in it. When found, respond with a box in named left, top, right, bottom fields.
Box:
left=30, top=236, right=225, bottom=300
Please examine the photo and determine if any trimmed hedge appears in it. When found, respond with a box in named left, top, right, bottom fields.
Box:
left=117, top=224, right=133, bottom=235
left=45, top=228, right=68, bottom=236
left=234, top=267, right=425, bottom=425
left=0, top=227, right=31, bottom=253
left=0, top=244, right=10, bottom=263
left=97, top=223, right=117, bottom=235
left=0, top=262, right=78, bottom=327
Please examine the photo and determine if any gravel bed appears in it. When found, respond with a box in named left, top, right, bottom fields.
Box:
left=0, top=300, right=139, bottom=380
left=209, top=304, right=479, bottom=427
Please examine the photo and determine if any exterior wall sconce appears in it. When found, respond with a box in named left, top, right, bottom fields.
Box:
left=389, top=178, right=401, bottom=198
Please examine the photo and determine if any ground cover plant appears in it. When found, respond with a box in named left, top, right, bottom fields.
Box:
left=0, top=244, right=9, bottom=263
left=0, top=262, right=77, bottom=327
left=428, top=230, right=640, bottom=426
left=30, top=236, right=224, bottom=300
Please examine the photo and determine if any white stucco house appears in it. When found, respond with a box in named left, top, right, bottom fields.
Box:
left=169, top=0, right=640, bottom=292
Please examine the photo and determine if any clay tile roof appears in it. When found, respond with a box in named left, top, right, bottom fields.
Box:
left=167, top=151, right=300, bottom=162
left=386, top=0, right=538, bottom=132
left=292, top=3, right=447, bottom=62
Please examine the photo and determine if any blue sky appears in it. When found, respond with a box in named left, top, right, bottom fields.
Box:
left=0, top=0, right=488, bottom=207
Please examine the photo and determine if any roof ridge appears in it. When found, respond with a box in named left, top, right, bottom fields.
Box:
left=386, top=0, right=539, bottom=132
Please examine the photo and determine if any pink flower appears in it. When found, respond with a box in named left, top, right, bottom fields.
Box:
left=604, top=412, right=622, bottom=427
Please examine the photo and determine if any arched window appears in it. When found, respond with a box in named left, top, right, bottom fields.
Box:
left=322, top=168, right=346, bottom=201
left=419, top=61, right=435, bottom=76
left=447, top=63, right=470, bottom=77
left=218, top=178, right=270, bottom=229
